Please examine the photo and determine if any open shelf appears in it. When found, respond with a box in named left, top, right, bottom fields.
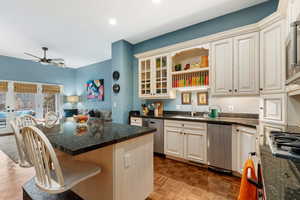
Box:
left=176, top=85, right=209, bottom=92
left=172, top=67, right=209, bottom=75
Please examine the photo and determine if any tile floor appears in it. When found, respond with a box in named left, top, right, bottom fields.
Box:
left=0, top=151, right=240, bottom=200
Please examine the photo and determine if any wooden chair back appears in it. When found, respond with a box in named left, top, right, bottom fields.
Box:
left=16, top=114, right=38, bottom=129
left=45, top=112, right=59, bottom=128
left=21, top=126, right=64, bottom=190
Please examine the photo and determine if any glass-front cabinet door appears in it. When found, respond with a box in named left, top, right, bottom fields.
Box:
left=154, top=55, right=169, bottom=96
left=139, top=58, right=152, bottom=97
left=139, top=55, right=174, bottom=99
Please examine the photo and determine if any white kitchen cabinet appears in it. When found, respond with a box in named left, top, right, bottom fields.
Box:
left=233, top=32, right=260, bottom=95
left=184, top=129, right=207, bottom=163
left=164, top=127, right=184, bottom=158
left=260, top=20, right=285, bottom=94
left=164, top=120, right=207, bottom=164
left=130, top=117, right=142, bottom=127
left=233, top=126, right=257, bottom=174
left=260, top=94, right=287, bottom=125
left=211, top=38, right=234, bottom=95
left=139, top=55, right=175, bottom=99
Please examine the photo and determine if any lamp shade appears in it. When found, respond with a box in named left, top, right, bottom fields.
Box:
left=67, top=95, right=79, bottom=103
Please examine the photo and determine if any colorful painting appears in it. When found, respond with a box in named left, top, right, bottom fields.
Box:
left=86, top=79, right=104, bottom=101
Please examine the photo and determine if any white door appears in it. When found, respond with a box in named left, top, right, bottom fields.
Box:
left=237, top=126, right=256, bottom=174
left=234, top=32, right=260, bottom=95
left=164, top=127, right=184, bottom=158
left=211, top=38, right=234, bottom=95
left=0, top=81, right=15, bottom=135
left=260, top=94, right=287, bottom=124
left=260, top=20, right=285, bottom=94
left=184, top=129, right=207, bottom=164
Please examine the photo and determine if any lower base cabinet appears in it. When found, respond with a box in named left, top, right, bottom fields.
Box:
left=164, top=127, right=184, bottom=158
left=164, top=120, right=207, bottom=164
left=232, top=125, right=257, bottom=174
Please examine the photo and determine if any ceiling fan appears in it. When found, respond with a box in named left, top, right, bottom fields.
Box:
left=24, top=47, right=65, bottom=67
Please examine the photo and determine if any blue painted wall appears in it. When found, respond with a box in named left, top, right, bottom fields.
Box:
left=132, top=0, right=279, bottom=111
left=133, top=0, right=279, bottom=54
left=0, top=55, right=76, bottom=95
left=111, top=40, right=133, bottom=124
left=75, top=59, right=112, bottom=111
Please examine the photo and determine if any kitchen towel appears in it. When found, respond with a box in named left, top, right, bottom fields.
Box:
left=238, top=159, right=258, bottom=200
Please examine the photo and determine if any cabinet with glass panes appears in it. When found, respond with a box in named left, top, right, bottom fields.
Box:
left=138, top=55, right=175, bottom=99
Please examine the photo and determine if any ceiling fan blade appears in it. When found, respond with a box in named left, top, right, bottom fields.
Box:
left=49, top=58, right=64, bottom=62
left=24, top=52, right=42, bottom=59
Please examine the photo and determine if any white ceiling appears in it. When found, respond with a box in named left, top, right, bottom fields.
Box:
left=0, top=0, right=267, bottom=68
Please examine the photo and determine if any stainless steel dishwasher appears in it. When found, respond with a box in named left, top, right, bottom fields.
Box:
left=143, top=118, right=164, bottom=154
left=207, top=123, right=232, bottom=172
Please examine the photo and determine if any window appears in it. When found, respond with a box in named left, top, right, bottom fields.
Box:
left=14, top=93, right=37, bottom=117
left=42, top=93, right=60, bottom=118
left=0, top=92, right=6, bottom=129
left=0, top=92, right=5, bottom=112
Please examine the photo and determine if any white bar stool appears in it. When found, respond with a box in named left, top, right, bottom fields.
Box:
left=21, top=126, right=101, bottom=194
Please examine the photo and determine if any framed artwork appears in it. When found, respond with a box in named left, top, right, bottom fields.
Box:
left=181, top=92, right=191, bottom=105
left=197, top=92, right=208, bottom=105
left=86, top=79, right=104, bottom=101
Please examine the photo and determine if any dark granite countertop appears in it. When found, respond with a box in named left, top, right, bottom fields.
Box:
left=131, top=113, right=259, bottom=128
left=259, top=124, right=300, bottom=200
left=42, top=121, right=156, bottom=155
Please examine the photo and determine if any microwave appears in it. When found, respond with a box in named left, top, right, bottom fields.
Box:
left=287, top=20, right=300, bottom=81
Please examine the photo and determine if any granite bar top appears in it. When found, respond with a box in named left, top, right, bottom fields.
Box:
left=131, top=113, right=259, bottom=128
left=259, top=124, right=300, bottom=200
left=42, top=121, right=156, bottom=155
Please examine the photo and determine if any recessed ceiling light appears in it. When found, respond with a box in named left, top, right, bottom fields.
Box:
left=109, top=18, right=117, bottom=26
left=152, top=0, right=161, bottom=4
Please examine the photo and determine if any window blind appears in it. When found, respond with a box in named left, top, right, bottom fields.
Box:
left=14, top=83, right=37, bottom=93
left=42, top=85, right=61, bottom=94
left=0, top=81, right=8, bottom=92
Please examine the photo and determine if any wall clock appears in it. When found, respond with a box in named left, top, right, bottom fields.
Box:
left=113, top=84, right=120, bottom=93
left=112, top=71, right=120, bottom=81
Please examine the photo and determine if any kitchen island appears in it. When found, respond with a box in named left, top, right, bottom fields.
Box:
left=25, top=120, right=156, bottom=200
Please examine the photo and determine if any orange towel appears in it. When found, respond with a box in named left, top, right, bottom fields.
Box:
left=238, top=159, right=258, bottom=200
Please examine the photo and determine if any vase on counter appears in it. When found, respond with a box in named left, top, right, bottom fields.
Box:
left=87, top=117, right=104, bottom=136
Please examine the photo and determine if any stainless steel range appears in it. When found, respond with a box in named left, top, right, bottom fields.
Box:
left=268, top=131, right=300, bottom=161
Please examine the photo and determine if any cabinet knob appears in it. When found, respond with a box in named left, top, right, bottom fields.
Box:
left=234, top=89, right=237, bottom=92
left=236, top=129, right=239, bottom=132
left=260, top=107, right=263, bottom=110
left=229, top=89, right=232, bottom=92
left=260, top=88, right=263, bottom=91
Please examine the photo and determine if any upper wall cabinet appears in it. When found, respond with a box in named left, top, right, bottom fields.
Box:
left=211, top=33, right=259, bottom=96
left=233, top=32, right=260, bottom=95
left=260, top=20, right=285, bottom=94
left=139, top=55, right=175, bottom=99
left=211, top=38, right=234, bottom=96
